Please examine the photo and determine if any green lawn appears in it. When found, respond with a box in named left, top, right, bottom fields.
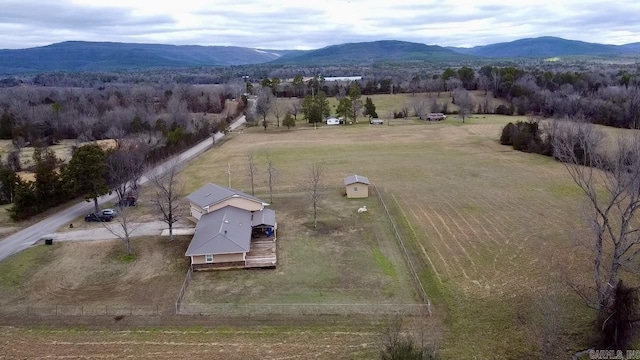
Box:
left=0, top=243, right=55, bottom=290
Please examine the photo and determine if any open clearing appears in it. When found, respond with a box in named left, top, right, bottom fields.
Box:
left=179, top=113, right=595, bottom=357
left=0, top=236, right=190, bottom=313
left=0, top=325, right=381, bottom=359
left=182, top=191, right=418, bottom=312
left=0, top=107, right=604, bottom=357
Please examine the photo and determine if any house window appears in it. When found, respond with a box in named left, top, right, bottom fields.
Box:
left=354, top=186, right=358, bottom=191
left=205, top=254, right=214, bottom=263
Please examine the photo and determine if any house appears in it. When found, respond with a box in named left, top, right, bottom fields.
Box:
left=344, top=175, right=370, bottom=198
left=426, top=113, right=447, bottom=121
left=187, top=183, right=268, bottom=221
left=185, top=183, right=277, bottom=271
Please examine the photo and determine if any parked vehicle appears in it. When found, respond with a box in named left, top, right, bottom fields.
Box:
left=118, top=195, right=137, bottom=207
left=426, top=113, right=446, bottom=121
left=370, top=119, right=384, bottom=125
left=84, top=212, right=114, bottom=222
left=101, top=208, right=117, bottom=217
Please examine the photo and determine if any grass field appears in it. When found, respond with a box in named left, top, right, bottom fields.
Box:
left=0, top=325, right=382, bottom=359
left=0, top=236, right=190, bottom=311
left=0, top=99, right=607, bottom=357
left=179, top=113, right=595, bottom=357
left=183, top=191, right=417, bottom=309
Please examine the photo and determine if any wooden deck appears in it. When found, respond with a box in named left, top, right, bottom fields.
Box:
left=245, top=238, right=277, bottom=268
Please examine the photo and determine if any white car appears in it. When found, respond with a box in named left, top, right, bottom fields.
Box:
left=101, top=209, right=118, bottom=217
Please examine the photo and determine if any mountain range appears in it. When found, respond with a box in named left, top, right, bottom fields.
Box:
left=1, top=37, right=639, bottom=75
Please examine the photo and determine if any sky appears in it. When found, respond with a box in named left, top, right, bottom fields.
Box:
left=1, top=0, right=640, bottom=50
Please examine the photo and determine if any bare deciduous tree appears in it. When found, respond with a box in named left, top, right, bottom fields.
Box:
left=305, top=162, right=324, bottom=229
left=107, top=139, right=147, bottom=202
left=256, top=87, right=273, bottom=130
left=267, top=155, right=277, bottom=204
left=150, top=158, right=184, bottom=241
left=272, top=101, right=287, bottom=128
left=103, top=201, right=139, bottom=255
left=412, top=98, right=428, bottom=120
left=553, top=119, right=640, bottom=349
left=247, top=152, right=257, bottom=196
left=290, top=99, right=302, bottom=120
left=453, top=88, right=473, bottom=123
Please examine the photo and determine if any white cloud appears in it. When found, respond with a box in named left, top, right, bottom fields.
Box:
left=1, top=0, right=639, bottom=49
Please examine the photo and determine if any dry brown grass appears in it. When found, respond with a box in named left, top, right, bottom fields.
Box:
left=0, top=236, right=190, bottom=308
left=180, top=114, right=595, bottom=357
left=184, top=191, right=417, bottom=307
left=0, top=325, right=381, bottom=359
left=0, top=139, right=117, bottom=182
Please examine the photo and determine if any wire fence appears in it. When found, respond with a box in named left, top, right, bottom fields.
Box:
left=178, top=303, right=426, bottom=316
left=0, top=304, right=170, bottom=317
left=373, top=185, right=432, bottom=316
left=0, top=303, right=424, bottom=317
left=175, top=265, right=193, bottom=313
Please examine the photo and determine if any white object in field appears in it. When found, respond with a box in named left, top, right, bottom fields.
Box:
left=357, top=206, right=367, bottom=213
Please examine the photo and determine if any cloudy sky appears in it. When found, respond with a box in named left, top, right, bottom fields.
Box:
left=1, top=0, right=640, bottom=50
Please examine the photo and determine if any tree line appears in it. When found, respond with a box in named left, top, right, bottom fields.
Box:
left=500, top=117, right=640, bottom=353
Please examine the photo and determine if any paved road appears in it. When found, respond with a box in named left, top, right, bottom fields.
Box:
left=0, top=115, right=246, bottom=262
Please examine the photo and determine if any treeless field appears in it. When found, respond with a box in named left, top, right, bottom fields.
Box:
left=179, top=113, right=595, bottom=357
left=0, top=325, right=381, bottom=359
left=0, top=236, right=190, bottom=313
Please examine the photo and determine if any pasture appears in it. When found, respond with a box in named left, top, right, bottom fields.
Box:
left=0, top=325, right=381, bottom=359
left=180, top=113, right=595, bottom=357
left=0, top=105, right=600, bottom=357
left=0, top=236, right=190, bottom=312
left=181, top=191, right=418, bottom=312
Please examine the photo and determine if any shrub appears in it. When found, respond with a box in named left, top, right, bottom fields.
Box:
left=499, top=121, right=550, bottom=155
left=500, top=122, right=515, bottom=145
left=495, top=104, right=514, bottom=115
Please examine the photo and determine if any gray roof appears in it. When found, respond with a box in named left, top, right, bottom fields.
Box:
left=344, top=174, right=370, bottom=186
left=187, top=183, right=267, bottom=209
left=185, top=206, right=252, bottom=256
left=252, top=208, right=277, bottom=228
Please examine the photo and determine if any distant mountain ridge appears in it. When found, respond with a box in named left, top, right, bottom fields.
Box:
left=270, top=40, right=468, bottom=65
left=448, top=36, right=638, bottom=58
left=1, top=37, right=640, bottom=75
left=0, top=41, right=306, bottom=74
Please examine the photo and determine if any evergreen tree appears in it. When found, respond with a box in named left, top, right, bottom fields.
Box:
left=65, top=144, right=109, bottom=213
left=282, top=112, right=296, bottom=129
left=364, top=97, right=378, bottom=120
